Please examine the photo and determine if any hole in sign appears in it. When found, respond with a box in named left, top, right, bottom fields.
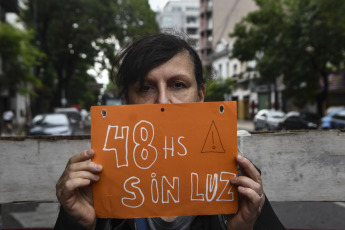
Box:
left=102, top=109, right=107, bottom=118
left=161, top=108, right=165, bottom=112
left=219, top=105, right=224, bottom=114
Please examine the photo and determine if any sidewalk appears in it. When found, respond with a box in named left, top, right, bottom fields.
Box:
left=237, top=120, right=254, bottom=131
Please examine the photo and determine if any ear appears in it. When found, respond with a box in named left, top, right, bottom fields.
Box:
left=198, top=85, right=206, bottom=102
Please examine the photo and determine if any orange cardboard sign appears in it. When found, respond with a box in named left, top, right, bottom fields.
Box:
left=91, top=101, right=238, bottom=219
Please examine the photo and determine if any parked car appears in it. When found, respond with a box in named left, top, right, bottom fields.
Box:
left=27, top=113, right=73, bottom=136
left=254, top=109, right=269, bottom=130
left=278, top=111, right=319, bottom=130
left=321, top=108, right=345, bottom=129
left=254, top=109, right=285, bottom=130
left=325, top=106, right=345, bottom=115
left=54, top=107, right=83, bottom=129
left=266, top=110, right=285, bottom=130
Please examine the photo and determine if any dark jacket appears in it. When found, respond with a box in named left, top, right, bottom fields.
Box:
left=55, top=164, right=285, bottom=230
left=54, top=196, right=285, bottom=230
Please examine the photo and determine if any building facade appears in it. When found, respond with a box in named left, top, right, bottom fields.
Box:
left=210, top=0, right=263, bottom=120
left=210, top=0, right=289, bottom=120
left=199, top=0, right=212, bottom=69
left=207, top=0, right=342, bottom=119
left=156, top=0, right=200, bottom=47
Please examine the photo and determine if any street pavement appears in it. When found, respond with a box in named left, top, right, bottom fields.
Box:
left=237, top=120, right=254, bottom=131
left=2, top=120, right=345, bottom=229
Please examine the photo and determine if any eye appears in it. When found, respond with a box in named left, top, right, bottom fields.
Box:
left=139, top=85, right=152, bottom=92
left=173, top=82, right=186, bottom=89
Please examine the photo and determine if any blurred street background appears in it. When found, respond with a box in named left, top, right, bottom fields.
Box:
left=1, top=0, right=345, bottom=137
left=1, top=121, right=345, bottom=229
left=1, top=0, right=345, bottom=229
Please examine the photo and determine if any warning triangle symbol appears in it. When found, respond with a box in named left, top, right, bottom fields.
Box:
left=201, top=121, right=225, bottom=153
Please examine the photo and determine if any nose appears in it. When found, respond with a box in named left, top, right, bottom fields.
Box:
left=156, top=88, right=171, bottom=104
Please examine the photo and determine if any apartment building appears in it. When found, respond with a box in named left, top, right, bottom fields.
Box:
left=211, top=0, right=287, bottom=120
left=156, top=0, right=200, bottom=47
left=199, top=0, right=212, bottom=69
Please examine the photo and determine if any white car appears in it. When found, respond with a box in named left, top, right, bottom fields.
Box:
left=27, top=113, right=73, bottom=136
left=254, top=109, right=285, bottom=130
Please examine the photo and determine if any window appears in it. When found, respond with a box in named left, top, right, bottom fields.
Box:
left=233, top=64, right=237, bottom=74
left=33, top=114, right=69, bottom=126
left=334, top=110, right=345, bottom=121
left=172, top=6, right=181, bottom=12
left=219, top=64, right=222, bottom=77
left=186, top=6, right=198, bottom=11
left=186, top=16, right=197, bottom=24
left=286, top=116, right=299, bottom=122
left=162, top=16, right=173, bottom=27
left=186, top=28, right=198, bottom=35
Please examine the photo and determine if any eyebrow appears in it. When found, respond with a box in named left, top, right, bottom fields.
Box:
left=145, top=74, right=193, bottom=82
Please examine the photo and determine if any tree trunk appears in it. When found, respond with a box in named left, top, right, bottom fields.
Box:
left=317, top=70, right=329, bottom=116
left=52, top=68, right=64, bottom=109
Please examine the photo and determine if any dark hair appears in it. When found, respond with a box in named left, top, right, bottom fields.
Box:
left=112, top=33, right=205, bottom=97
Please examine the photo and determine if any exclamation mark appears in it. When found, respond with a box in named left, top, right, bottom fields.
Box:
left=212, top=131, right=216, bottom=149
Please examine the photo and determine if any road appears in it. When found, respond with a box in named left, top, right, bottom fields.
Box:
left=2, top=120, right=345, bottom=229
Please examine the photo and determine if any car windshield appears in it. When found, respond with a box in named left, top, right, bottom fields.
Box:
left=269, top=111, right=284, bottom=118
left=32, top=114, right=69, bottom=126
left=300, top=113, right=318, bottom=121
left=334, top=110, right=345, bottom=120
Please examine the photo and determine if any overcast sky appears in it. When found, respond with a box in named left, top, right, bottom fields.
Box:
left=149, top=0, right=169, bottom=11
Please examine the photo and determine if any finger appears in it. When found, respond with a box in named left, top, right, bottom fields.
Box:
left=68, top=149, right=95, bottom=165
left=66, top=161, right=103, bottom=174
left=236, top=154, right=262, bottom=184
left=231, top=176, right=261, bottom=194
left=238, top=186, right=262, bottom=204
left=59, top=178, right=91, bottom=201
left=69, top=171, right=100, bottom=182
left=56, top=170, right=99, bottom=202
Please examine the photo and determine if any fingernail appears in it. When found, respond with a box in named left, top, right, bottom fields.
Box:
left=230, top=177, right=238, bottom=183
left=95, top=164, right=103, bottom=170
left=230, top=177, right=238, bottom=184
left=237, top=154, right=244, bottom=161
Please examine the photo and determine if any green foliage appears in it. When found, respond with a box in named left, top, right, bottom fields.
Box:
left=21, top=0, right=159, bottom=112
left=0, top=22, right=43, bottom=95
left=105, top=80, right=120, bottom=97
left=205, top=78, right=236, bottom=102
left=231, top=0, right=345, bottom=108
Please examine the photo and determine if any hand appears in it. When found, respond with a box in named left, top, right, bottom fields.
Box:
left=56, top=149, right=103, bottom=229
left=228, top=154, right=265, bottom=230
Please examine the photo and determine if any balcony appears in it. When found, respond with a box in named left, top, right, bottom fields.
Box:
left=199, top=37, right=212, bottom=50
left=200, top=0, right=212, bottom=15
left=199, top=19, right=212, bottom=33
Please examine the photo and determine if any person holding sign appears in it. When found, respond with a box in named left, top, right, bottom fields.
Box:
left=55, top=33, right=285, bottom=230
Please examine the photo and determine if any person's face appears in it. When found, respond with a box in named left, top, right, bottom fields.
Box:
left=126, top=51, right=205, bottom=105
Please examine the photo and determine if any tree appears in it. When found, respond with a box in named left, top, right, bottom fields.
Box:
left=21, top=0, right=159, bottom=113
left=0, top=22, right=43, bottom=95
left=205, top=78, right=235, bottom=102
left=230, top=0, right=345, bottom=114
